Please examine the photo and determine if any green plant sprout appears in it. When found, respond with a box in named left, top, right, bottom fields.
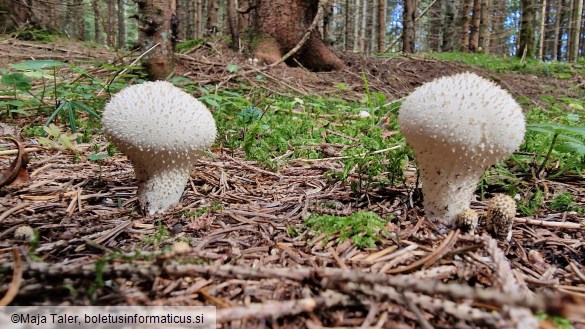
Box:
left=526, top=123, right=585, bottom=177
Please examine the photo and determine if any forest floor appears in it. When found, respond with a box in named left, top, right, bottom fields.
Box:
left=0, top=36, right=584, bottom=329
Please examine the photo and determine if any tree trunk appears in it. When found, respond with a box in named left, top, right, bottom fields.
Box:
left=469, top=0, right=481, bottom=52
left=251, top=0, right=345, bottom=71
left=402, top=0, right=417, bottom=53
left=352, top=0, right=360, bottom=52
left=344, top=0, right=352, bottom=51
left=360, top=0, right=368, bottom=52
left=323, top=0, right=333, bottom=44
left=0, top=0, right=29, bottom=32
left=442, top=0, right=456, bottom=51
left=133, top=0, right=177, bottom=80
left=118, top=0, right=126, bottom=48
left=65, top=0, right=75, bottom=38
left=107, top=0, right=114, bottom=46
left=551, top=0, right=561, bottom=60
left=517, top=0, right=536, bottom=58
left=538, top=0, right=547, bottom=59
left=206, top=0, right=217, bottom=34
left=458, top=0, right=473, bottom=51
left=76, top=0, right=85, bottom=40
left=557, top=0, right=567, bottom=60
left=479, top=0, right=490, bottom=53
left=429, top=0, right=441, bottom=51
left=376, top=0, right=386, bottom=52
left=28, top=0, right=58, bottom=30
left=186, top=0, right=195, bottom=39
left=227, top=0, right=239, bottom=49
left=568, top=0, right=583, bottom=61
left=195, top=0, right=202, bottom=38
left=489, top=0, right=505, bottom=54
left=91, top=0, right=104, bottom=43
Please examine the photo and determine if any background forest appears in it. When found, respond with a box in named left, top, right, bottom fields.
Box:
left=0, top=0, right=583, bottom=62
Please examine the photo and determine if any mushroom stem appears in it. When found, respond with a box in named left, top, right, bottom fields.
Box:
left=416, top=151, right=482, bottom=225
left=133, top=160, right=191, bottom=215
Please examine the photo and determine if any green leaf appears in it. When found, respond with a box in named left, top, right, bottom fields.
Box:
left=226, top=64, right=241, bottom=72
left=67, top=101, right=77, bottom=133
left=10, top=60, right=66, bottom=70
left=1, top=72, right=32, bottom=90
left=43, top=124, right=61, bottom=138
left=556, top=141, right=585, bottom=155
left=558, top=126, right=585, bottom=137
left=70, top=101, right=100, bottom=119
left=45, top=101, right=69, bottom=128
left=88, top=153, right=111, bottom=161
left=0, top=100, right=25, bottom=107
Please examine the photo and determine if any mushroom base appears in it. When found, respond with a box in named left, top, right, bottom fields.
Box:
left=134, top=163, right=191, bottom=216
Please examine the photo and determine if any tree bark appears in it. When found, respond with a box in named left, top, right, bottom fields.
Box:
left=206, top=0, right=218, bottom=34
left=442, top=0, right=456, bottom=51
left=352, top=0, right=360, bottom=52
left=91, top=0, right=104, bottom=44
left=458, top=0, right=473, bottom=51
left=517, top=0, right=536, bottom=58
left=557, top=0, right=567, bottom=60
left=134, top=0, right=177, bottom=80
left=568, top=0, right=583, bottom=61
left=429, top=0, right=441, bottom=51
left=195, top=0, right=202, bottom=38
left=107, top=0, right=115, bottom=46
left=376, top=0, right=386, bottom=52
left=0, top=0, right=31, bottom=32
left=344, top=0, right=352, bottom=51
left=479, top=0, right=491, bottom=53
left=226, top=0, right=239, bottom=49
left=76, top=0, right=85, bottom=40
left=118, top=0, right=126, bottom=49
left=323, top=0, right=333, bottom=44
left=551, top=0, right=561, bottom=60
left=469, top=0, right=481, bottom=52
left=402, top=0, right=417, bottom=53
left=538, top=0, right=547, bottom=59
left=251, top=0, right=345, bottom=71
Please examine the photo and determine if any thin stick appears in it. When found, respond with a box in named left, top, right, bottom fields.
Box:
left=0, top=203, right=30, bottom=222
left=0, top=147, right=40, bottom=156
left=216, top=294, right=346, bottom=322
left=514, top=217, right=584, bottom=229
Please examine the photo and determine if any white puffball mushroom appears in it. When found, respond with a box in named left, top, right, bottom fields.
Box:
left=102, top=81, right=217, bottom=215
left=456, top=208, right=478, bottom=235
left=173, top=241, right=191, bottom=253
left=486, top=194, right=517, bottom=241
left=14, top=225, right=35, bottom=241
left=398, top=72, right=525, bottom=227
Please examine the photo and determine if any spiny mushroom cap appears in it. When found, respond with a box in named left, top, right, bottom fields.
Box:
left=399, top=72, right=525, bottom=161
left=456, top=208, right=478, bottom=234
left=486, top=194, right=517, bottom=241
left=398, top=72, right=525, bottom=225
left=102, top=81, right=216, bottom=162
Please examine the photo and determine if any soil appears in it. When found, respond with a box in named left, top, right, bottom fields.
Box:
left=0, top=37, right=584, bottom=328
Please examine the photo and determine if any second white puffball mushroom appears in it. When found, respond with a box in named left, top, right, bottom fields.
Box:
left=398, top=72, right=525, bottom=227
left=102, top=81, right=217, bottom=215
